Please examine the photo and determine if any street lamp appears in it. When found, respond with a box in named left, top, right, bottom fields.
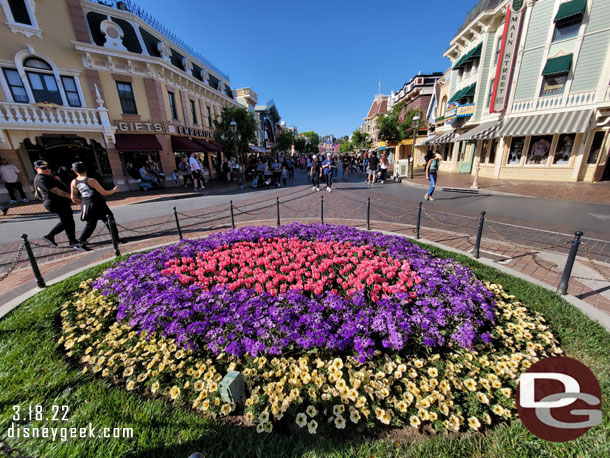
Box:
left=229, top=119, right=243, bottom=183
left=410, top=114, right=420, bottom=179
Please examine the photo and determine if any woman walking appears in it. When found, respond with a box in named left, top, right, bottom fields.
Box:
left=425, top=153, right=441, bottom=201
left=379, top=153, right=389, bottom=183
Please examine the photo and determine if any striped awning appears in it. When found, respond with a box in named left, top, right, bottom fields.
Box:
left=498, top=110, right=593, bottom=137
left=428, top=131, right=455, bottom=145
left=456, top=120, right=503, bottom=141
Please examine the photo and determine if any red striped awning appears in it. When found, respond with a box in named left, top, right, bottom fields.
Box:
left=115, top=134, right=162, bottom=151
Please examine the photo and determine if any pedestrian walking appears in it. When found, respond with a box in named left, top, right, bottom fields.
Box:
left=425, top=153, right=441, bottom=201
left=322, top=153, right=336, bottom=192
left=379, top=153, right=389, bottom=183
left=70, top=162, right=120, bottom=250
left=33, top=160, right=86, bottom=251
left=367, top=152, right=378, bottom=185
left=306, top=155, right=312, bottom=182
left=342, top=154, right=350, bottom=179
left=281, top=166, right=288, bottom=186
left=189, top=153, right=204, bottom=190
left=178, top=156, right=193, bottom=187
left=311, top=155, right=321, bottom=191
left=0, top=157, right=28, bottom=203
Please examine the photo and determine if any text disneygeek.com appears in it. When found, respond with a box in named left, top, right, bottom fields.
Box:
left=6, top=423, right=134, bottom=442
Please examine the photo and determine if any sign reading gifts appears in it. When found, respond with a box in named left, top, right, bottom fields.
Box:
left=114, top=121, right=213, bottom=139
left=490, top=0, right=526, bottom=113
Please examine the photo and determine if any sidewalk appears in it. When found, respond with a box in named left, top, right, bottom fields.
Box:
left=0, top=180, right=246, bottom=218
left=1, top=181, right=609, bottom=326
left=405, top=169, right=610, bottom=204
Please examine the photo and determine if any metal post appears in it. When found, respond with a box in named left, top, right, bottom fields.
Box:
left=276, top=197, right=280, bottom=227
left=321, top=195, right=324, bottom=224
left=558, top=231, right=584, bottom=295
left=230, top=201, right=235, bottom=229
left=366, top=197, right=371, bottom=230
left=474, top=211, right=486, bottom=259
left=416, top=202, right=422, bottom=239
left=21, top=234, right=45, bottom=288
left=173, top=206, right=183, bottom=240
left=106, top=214, right=121, bottom=257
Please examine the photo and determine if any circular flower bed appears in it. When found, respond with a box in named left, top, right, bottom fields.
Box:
left=59, top=224, right=562, bottom=435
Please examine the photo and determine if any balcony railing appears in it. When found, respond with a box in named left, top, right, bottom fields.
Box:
left=0, top=103, right=105, bottom=129
left=87, top=0, right=229, bottom=81
left=510, top=90, right=598, bottom=113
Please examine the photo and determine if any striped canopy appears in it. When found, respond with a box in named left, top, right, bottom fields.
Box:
left=456, top=120, right=503, bottom=141
left=498, top=110, right=593, bottom=137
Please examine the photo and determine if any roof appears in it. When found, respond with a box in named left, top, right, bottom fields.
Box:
left=366, top=96, right=388, bottom=119
left=457, top=0, right=504, bottom=35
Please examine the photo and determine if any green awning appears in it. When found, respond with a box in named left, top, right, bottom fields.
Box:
left=542, top=54, right=573, bottom=76
left=554, top=0, right=586, bottom=22
left=449, top=87, right=465, bottom=103
left=452, top=43, right=482, bottom=70
left=462, top=83, right=477, bottom=97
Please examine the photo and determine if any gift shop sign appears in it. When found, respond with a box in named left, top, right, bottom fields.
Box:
left=114, top=121, right=213, bottom=139
left=490, top=0, right=526, bottom=113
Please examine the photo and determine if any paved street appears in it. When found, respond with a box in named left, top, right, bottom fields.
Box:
left=1, top=167, right=610, bottom=319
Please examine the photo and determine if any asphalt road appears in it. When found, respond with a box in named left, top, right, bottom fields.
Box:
left=1, top=170, right=609, bottom=244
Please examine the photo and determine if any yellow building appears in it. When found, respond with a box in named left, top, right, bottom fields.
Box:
left=0, top=0, right=242, bottom=195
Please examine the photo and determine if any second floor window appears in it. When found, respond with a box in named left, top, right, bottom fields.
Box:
left=553, top=17, right=581, bottom=42
left=7, top=0, right=31, bottom=25
left=168, top=91, right=178, bottom=120
left=190, top=100, right=197, bottom=125
left=494, top=36, right=502, bottom=65
left=2, top=68, right=29, bottom=103
left=540, top=74, right=568, bottom=97
left=116, top=82, right=137, bottom=115
left=61, top=76, right=81, bottom=107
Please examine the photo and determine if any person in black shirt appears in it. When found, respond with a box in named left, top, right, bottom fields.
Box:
left=367, top=153, right=379, bottom=185
left=310, top=155, right=322, bottom=192
left=70, top=162, right=120, bottom=249
left=33, top=160, right=86, bottom=251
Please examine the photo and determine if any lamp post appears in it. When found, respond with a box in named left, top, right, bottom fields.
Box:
left=410, top=114, right=420, bottom=179
left=230, top=119, right=243, bottom=183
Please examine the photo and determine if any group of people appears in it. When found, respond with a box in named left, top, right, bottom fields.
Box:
left=308, top=153, right=337, bottom=192
left=249, top=156, right=295, bottom=189
left=31, top=160, right=121, bottom=252
left=176, top=153, right=207, bottom=190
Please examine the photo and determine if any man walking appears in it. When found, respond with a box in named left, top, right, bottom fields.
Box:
left=33, top=160, right=86, bottom=251
left=367, top=152, right=379, bottom=185
left=0, top=157, right=28, bottom=203
left=310, top=155, right=321, bottom=192
left=189, top=152, right=204, bottom=190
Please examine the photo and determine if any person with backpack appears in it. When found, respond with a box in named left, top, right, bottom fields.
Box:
left=425, top=153, right=441, bottom=201
left=33, top=160, right=86, bottom=251
left=70, top=162, right=120, bottom=250
left=178, top=156, right=192, bottom=187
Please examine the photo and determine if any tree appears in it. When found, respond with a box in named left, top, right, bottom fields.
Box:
left=301, top=131, right=320, bottom=149
left=338, top=141, right=353, bottom=154
left=351, top=130, right=372, bottom=151
left=339, top=135, right=350, bottom=143
left=213, top=106, right=258, bottom=181
left=293, top=137, right=307, bottom=154
left=276, top=130, right=295, bottom=154
left=376, top=112, right=401, bottom=144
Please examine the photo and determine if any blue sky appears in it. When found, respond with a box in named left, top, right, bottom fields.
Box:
left=143, top=0, right=477, bottom=138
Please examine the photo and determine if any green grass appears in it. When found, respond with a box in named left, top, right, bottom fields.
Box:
left=0, top=244, right=609, bottom=458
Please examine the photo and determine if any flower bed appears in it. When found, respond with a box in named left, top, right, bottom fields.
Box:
left=59, top=224, right=563, bottom=435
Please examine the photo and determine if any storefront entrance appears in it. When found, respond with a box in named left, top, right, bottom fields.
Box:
left=23, top=134, right=113, bottom=187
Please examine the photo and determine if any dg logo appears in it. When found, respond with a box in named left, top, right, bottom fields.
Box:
left=517, top=357, right=602, bottom=442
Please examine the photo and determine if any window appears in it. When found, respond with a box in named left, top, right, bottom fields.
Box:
left=489, top=139, right=498, bottom=164
left=2, top=68, right=28, bottom=103
left=494, top=36, right=502, bottom=65
left=26, top=72, right=62, bottom=105
left=554, top=134, right=576, bottom=165
left=507, top=137, right=525, bottom=165
left=61, top=76, right=81, bottom=107
left=526, top=135, right=553, bottom=165
left=481, top=140, right=489, bottom=163
left=206, top=106, right=212, bottom=127
left=24, top=57, right=50, bottom=70
left=486, top=78, right=495, bottom=109
left=190, top=100, right=197, bottom=125
left=168, top=91, right=178, bottom=120
left=7, top=0, right=31, bottom=25
left=587, top=131, right=606, bottom=165
left=540, top=74, right=568, bottom=97
left=116, top=82, right=137, bottom=114
left=553, top=17, right=581, bottom=42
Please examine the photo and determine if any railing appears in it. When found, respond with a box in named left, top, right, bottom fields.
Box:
left=0, top=102, right=104, bottom=129
left=511, top=90, right=598, bottom=113
left=87, top=0, right=230, bottom=82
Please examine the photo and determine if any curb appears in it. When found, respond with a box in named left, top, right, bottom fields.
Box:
left=399, top=178, right=534, bottom=199
left=1, top=220, right=608, bottom=334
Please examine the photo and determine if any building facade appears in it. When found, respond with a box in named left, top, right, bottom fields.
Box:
left=426, top=0, right=610, bottom=183
left=361, top=94, right=388, bottom=146
left=0, top=0, right=242, bottom=197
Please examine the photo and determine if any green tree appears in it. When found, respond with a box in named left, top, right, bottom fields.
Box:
left=351, top=130, right=372, bottom=151
left=276, top=130, right=295, bottom=153
left=293, top=137, right=307, bottom=154
left=376, top=112, right=401, bottom=144
left=301, top=131, right=320, bottom=149
left=213, top=106, right=258, bottom=181
left=338, top=141, right=353, bottom=154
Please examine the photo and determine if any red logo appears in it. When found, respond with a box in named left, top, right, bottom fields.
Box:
left=516, top=357, right=602, bottom=442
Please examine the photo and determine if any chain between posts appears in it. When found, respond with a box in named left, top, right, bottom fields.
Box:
left=486, top=221, right=571, bottom=253
left=0, top=243, right=25, bottom=283
left=116, top=214, right=174, bottom=235
left=422, top=209, right=478, bottom=229
left=580, top=243, right=610, bottom=283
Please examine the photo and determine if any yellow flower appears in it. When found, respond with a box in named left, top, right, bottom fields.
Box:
left=396, top=401, right=408, bottom=412
left=334, top=415, right=346, bottom=429
left=201, top=399, right=210, bottom=411
left=427, top=368, right=438, bottom=378
left=477, top=392, right=490, bottom=405
left=306, top=405, right=318, bottom=417
left=244, top=412, right=254, bottom=423
left=296, top=413, right=307, bottom=427
left=151, top=382, right=160, bottom=393
left=221, top=404, right=232, bottom=416
left=482, top=413, right=492, bottom=425
left=463, top=379, right=477, bottom=391
left=333, top=405, right=345, bottom=415
left=492, top=405, right=504, bottom=416
left=126, top=380, right=135, bottom=391
left=410, top=416, right=421, bottom=428
left=307, top=419, right=318, bottom=434
left=429, top=411, right=438, bottom=422
left=256, top=423, right=265, bottom=434
left=194, top=380, right=204, bottom=392
left=137, top=373, right=148, bottom=383
left=414, top=359, right=424, bottom=368
left=500, top=388, right=512, bottom=398
left=468, top=417, right=481, bottom=430
left=375, top=408, right=385, bottom=421
left=169, top=386, right=181, bottom=400
left=418, top=408, right=430, bottom=421
left=350, top=409, right=361, bottom=423
left=259, top=411, right=269, bottom=423
left=123, top=367, right=134, bottom=377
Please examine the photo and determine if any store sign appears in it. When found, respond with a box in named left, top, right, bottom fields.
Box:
left=457, top=104, right=475, bottom=118
left=490, top=0, right=526, bottom=113
left=445, top=102, right=458, bottom=124
left=167, top=124, right=214, bottom=139
left=115, top=121, right=164, bottom=134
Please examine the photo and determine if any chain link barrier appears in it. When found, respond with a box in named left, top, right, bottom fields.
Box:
left=116, top=214, right=174, bottom=235
left=0, top=243, right=25, bottom=283
left=486, top=221, right=571, bottom=253
left=422, top=209, right=478, bottom=230
left=580, top=242, right=610, bottom=284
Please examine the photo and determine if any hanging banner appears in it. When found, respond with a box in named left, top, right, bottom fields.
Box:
left=490, top=0, right=526, bottom=113
left=445, top=102, right=458, bottom=124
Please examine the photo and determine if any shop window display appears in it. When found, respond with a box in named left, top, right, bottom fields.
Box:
left=553, top=134, right=575, bottom=165
left=488, top=139, right=498, bottom=164
left=507, top=137, right=525, bottom=165
left=587, top=131, right=606, bottom=165
left=526, top=135, right=553, bottom=165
